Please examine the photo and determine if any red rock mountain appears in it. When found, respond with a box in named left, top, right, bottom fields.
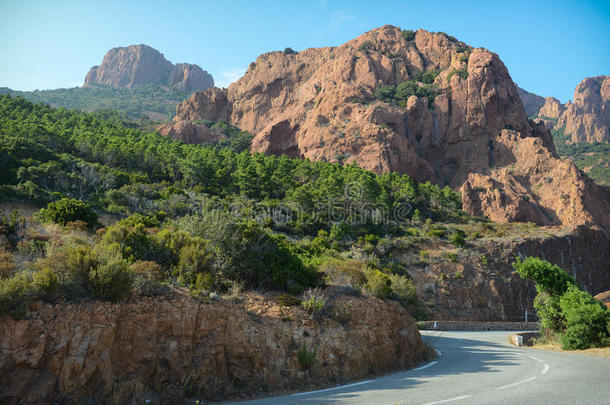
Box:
left=517, top=87, right=545, bottom=117
left=558, top=76, right=610, bottom=143
left=84, top=44, right=214, bottom=92
left=520, top=76, right=610, bottom=144
left=161, top=26, right=610, bottom=231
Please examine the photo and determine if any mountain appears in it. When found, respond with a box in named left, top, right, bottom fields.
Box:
left=517, top=77, right=610, bottom=186
left=161, top=25, right=610, bottom=231
left=517, top=87, right=545, bottom=117
left=558, top=75, right=610, bottom=144
left=84, top=44, right=214, bottom=92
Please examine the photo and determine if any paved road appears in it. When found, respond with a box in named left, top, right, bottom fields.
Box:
left=227, top=330, right=610, bottom=405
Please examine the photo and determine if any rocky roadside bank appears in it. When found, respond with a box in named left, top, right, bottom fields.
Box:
left=0, top=288, right=427, bottom=404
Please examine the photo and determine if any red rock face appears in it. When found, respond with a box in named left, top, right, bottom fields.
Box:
left=84, top=44, right=214, bottom=91
left=558, top=75, right=610, bottom=143
left=164, top=26, right=610, bottom=230
left=517, top=87, right=546, bottom=117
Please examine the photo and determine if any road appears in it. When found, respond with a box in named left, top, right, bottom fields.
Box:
left=226, top=330, right=610, bottom=405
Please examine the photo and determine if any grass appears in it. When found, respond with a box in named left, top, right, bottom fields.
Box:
left=532, top=340, right=610, bottom=359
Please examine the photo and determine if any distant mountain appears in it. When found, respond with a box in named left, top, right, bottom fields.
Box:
left=84, top=44, right=214, bottom=92
left=517, top=76, right=610, bottom=186
left=517, top=87, right=545, bottom=117
left=162, top=25, right=610, bottom=231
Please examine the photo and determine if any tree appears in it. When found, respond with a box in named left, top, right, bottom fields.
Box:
left=37, top=198, right=98, bottom=228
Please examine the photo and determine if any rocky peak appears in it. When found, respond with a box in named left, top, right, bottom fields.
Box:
left=517, top=87, right=545, bottom=117
left=163, top=26, right=610, bottom=231
left=558, top=75, right=609, bottom=143
left=84, top=44, right=214, bottom=92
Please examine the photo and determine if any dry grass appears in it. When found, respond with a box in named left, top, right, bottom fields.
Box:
left=532, top=341, right=610, bottom=359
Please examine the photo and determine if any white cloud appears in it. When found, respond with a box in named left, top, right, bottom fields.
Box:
left=216, top=67, right=246, bottom=88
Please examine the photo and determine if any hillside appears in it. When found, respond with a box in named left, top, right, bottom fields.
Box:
left=0, top=44, right=215, bottom=120
left=519, top=76, right=610, bottom=186
left=163, top=26, right=610, bottom=231
left=0, top=84, right=193, bottom=120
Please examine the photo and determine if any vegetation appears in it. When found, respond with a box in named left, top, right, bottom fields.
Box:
left=550, top=125, right=610, bottom=186
left=401, top=30, right=416, bottom=41
left=514, top=257, right=610, bottom=350
left=447, top=68, right=468, bottom=83
left=373, top=70, right=441, bottom=107
left=0, top=95, right=474, bottom=318
left=0, top=84, right=195, bottom=119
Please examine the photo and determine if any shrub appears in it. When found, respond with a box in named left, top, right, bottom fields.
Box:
left=374, top=85, right=396, bottom=102
left=319, top=258, right=367, bottom=289
left=297, top=343, right=316, bottom=369
left=32, top=268, right=59, bottom=299
left=450, top=231, right=466, bottom=247
left=0, top=271, right=32, bottom=318
left=88, top=259, right=133, bottom=302
left=388, top=273, right=417, bottom=305
left=413, top=69, right=440, bottom=84
left=283, top=47, right=297, bottom=55
left=301, top=287, right=327, bottom=318
left=130, top=260, right=166, bottom=282
left=513, top=257, right=574, bottom=296
left=559, top=285, right=610, bottom=349
left=176, top=238, right=214, bottom=285
left=401, top=29, right=416, bottom=41
left=0, top=251, right=16, bottom=279
left=358, top=40, right=373, bottom=53
left=0, top=210, right=25, bottom=247
left=364, top=269, right=392, bottom=299
left=102, top=222, right=175, bottom=266
left=276, top=292, right=301, bottom=306
left=447, top=68, right=469, bottom=83
left=37, top=198, right=98, bottom=228
left=427, top=227, right=446, bottom=239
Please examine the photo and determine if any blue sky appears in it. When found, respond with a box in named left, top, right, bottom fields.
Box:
left=1, top=0, right=608, bottom=102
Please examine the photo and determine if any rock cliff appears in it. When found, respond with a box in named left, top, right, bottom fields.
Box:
left=0, top=290, right=425, bottom=405
left=558, top=75, right=610, bottom=143
left=517, top=87, right=545, bottom=117
left=163, top=26, right=610, bottom=231
left=84, top=44, right=214, bottom=92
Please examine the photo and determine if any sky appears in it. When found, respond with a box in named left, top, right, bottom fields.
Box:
left=0, top=0, right=608, bottom=102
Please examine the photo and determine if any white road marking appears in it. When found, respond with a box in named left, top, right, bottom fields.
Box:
left=435, top=349, right=442, bottom=356
left=541, top=364, right=549, bottom=374
left=290, top=380, right=372, bottom=397
left=528, top=356, right=544, bottom=362
left=421, top=395, right=472, bottom=405
left=414, top=361, right=438, bottom=371
left=496, top=376, right=537, bottom=390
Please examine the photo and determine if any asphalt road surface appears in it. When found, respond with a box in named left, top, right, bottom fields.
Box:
left=227, top=330, right=610, bottom=405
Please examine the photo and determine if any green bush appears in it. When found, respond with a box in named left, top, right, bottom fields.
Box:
left=401, top=29, right=416, bottom=41
left=297, top=343, right=316, bottom=369
left=88, top=259, right=133, bottom=302
left=359, top=40, right=373, bottom=53
left=301, top=287, right=327, bottom=318
left=32, top=268, right=59, bottom=299
left=513, top=257, right=574, bottom=296
left=0, top=271, right=32, bottom=318
left=37, top=198, right=98, bottom=228
left=176, top=237, right=214, bottom=285
left=559, top=285, right=610, bottom=349
left=413, top=69, right=440, bottom=84
left=364, top=269, right=392, bottom=299
left=388, top=273, right=417, bottom=305
left=450, top=231, right=466, bottom=247
left=427, top=227, right=446, bottom=239
left=447, top=68, right=469, bottom=83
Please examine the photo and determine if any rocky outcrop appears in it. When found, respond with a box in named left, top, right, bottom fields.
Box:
left=594, top=291, right=610, bottom=309
left=164, top=26, right=610, bottom=231
left=538, top=97, right=565, bottom=119
left=84, top=44, right=214, bottom=92
left=406, top=226, right=610, bottom=321
left=518, top=87, right=545, bottom=117
left=558, top=75, right=610, bottom=143
left=0, top=290, right=426, bottom=405
left=157, top=121, right=226, bottom=144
